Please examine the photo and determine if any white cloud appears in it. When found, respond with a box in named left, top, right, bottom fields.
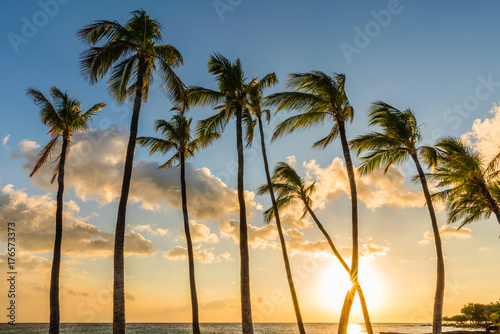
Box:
left=220, top=220, right=279, bottom=249
left=303, top=158, right=425, bottom=211
left=2, top=134, right=10, bottom=148
left=462, top=104, right=500, bottom=159
left=130, top=224, right=169, bottom=236
left=419, top=224, right=472, bottom=244
left=0, top=185, right=154, bottom=257
left=284, top=228, right=390, bottom=262
left=162, top=246, right=232, bottom=264
left=12, top=126, right=257, bottom=223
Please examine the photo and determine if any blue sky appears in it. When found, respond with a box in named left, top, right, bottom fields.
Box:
left=1, top=0, right=500, bottom=323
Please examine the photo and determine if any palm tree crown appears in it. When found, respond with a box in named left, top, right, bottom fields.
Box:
left=27, top=86, right=106, bottom=180
left=138, top=114, right=204, bottom=167
left=78, top=9, right=185, bottom=103
left=427, top=137, right=500, bottom=227
left=350, top=101, right=435, bottom=174
left=266, top=71, right=353, bottom=148
left=350, top=101, right=445, bottom=334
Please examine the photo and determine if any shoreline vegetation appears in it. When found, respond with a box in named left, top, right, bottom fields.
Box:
left=21, top=7, right=500, bottom=334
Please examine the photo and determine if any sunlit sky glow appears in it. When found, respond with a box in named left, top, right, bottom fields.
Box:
left=1, top=0, right=499, bottom=324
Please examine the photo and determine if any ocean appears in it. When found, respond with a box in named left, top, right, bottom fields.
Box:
left=0, top=323, right=482, bottom=334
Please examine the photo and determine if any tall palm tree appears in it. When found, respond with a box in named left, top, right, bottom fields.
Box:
left=78, top=10, right=184, bottom=333
left=245, top=75, right=306, bottom=334
left=188, top=53, right=257, bottom=334
left=427, top=136, right=500, bottom=228
left=265, top=72, right=368, bottom=334
left=26, top=86, right=105, bottom=334
left=138, top=110, right=218, bottom=334
left=350, top=101, right=445, bottom=334
left=257, top=162, right=372, bottom=334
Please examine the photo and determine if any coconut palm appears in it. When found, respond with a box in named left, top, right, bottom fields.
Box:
left=427, top=136, right=500, bottom=228
left=350, top=101, right=445, bottom=334
left=78, top=10, right=184, bottom=333
left=26, top=86, right=105, bottom=334
left=257, top=162, right=372, bottom=334
left=265, top=72, right=368, bottom=334
left=188, top=53, right=257, bottom=333
left=138, top=110, right=218, bottom=334
left=245, top=75, right=306, bottom=334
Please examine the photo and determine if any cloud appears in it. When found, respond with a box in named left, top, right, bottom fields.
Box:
left=129, top=224, right=169, bottom=236
left=284, top=228, right=390, bottom=262
left=303, top=157, right=424, bottom=211
left=162, top=246, right=232, bottom=264
left=12, top=126, right=257, bottom=222
left=462, top=104, right=500, bottom=159
left=220, top=220, right=278, bottom=249
left=419, top=224, right=472, bottom=244
left=0, top=185, right=154, bottom=257
left=188, top=220, right=219, bottom=243
left=2, top=134, right=10, bottom=148
left=0, top=253, right=51, bottom=276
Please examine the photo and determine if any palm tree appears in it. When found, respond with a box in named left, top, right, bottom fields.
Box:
left=265, top=72, right=368, bottom=334
left=78, top=10, right=184, bottom=333
left=138, top=110, right=217, bottom=334
left=350, top=101, right=445, bottom=334
left=188, top=53, right=257, bottom=334
left=427, top=136, right=500, bottom=228
left=26, top=86, right=105, bottom=334
left=257, top=162, right=372, bottom=334
left=245, top=75, right=306, bottom=334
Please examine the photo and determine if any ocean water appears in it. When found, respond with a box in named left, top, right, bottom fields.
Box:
left=0, top=323, right=480, bottom=334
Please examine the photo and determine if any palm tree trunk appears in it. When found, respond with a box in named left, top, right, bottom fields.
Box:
left=412, top=153, right=445, bottom=334
left=304, top=202, right=373, bottom=334
left=237, top=105, right=253, bottom=334
left=478, top=181, right=500, bottom=225
left=257, top=116, right=305, bottom=334
left=180, top=150, right=201, bottom=334
left=49, top=135, right=68, bottom=334
left=113, top=58, right=146, bottom=334
left=337, top=120, right=360, bottom=334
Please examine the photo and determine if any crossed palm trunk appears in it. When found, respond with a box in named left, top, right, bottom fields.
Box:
left=256, top=116, right=306, bottom=334
left=302, top=201, right=372, bottom=334
left=337, top=120, right=363, bottom=334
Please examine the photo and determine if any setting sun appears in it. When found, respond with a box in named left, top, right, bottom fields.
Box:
left=319, top=263, right=384, bottom=316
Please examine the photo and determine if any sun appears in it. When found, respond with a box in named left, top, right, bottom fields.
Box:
left=318, top=262, right=384, bottom=316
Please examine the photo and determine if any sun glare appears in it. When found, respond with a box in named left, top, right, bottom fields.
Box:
left=318, top=263, right=384, bottom=316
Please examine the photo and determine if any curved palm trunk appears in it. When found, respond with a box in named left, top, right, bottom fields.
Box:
left=180, top=151, right=201, bottom=334
left=257, top=116, right=305, bottom=334
left=304, top=203, right=373, bottom=334
left=237, top=106, right=253, bottom=334
left=49, top=135, right=68, bottom=334
left=478, top=182, right=500, bottom=225
left=337, top=121, right=362, bottom=334
left=412, top=153, right=444, bottom=334
left=113, top=58, right=146, bottom=334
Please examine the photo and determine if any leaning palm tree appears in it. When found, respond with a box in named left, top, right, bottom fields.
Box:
left=138, top=110, right=218, bottom=334
left=427, top=137, right=500, bottom=228
left=26, top=86, right=105, bottom=334
left=189, top=53, right=258, bottom=334
left=78, top=10, right=184, bottom=333
left=245, top=75, right=306, bottom=334
left=350, top=101, right=445, bottom=334
left=265, top=72, right=367, bottom=334
left=257, top=162, right=372, bottom=334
